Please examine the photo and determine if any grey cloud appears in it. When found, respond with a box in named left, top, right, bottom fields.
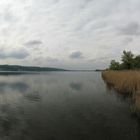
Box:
left=53, top=0, right=60, bottom=3
left=79, top=0, right=93, bottom=9
left=24, top=40, right=43, bottom=47
left=3, top=6, right=18, bottom=22
left=89, top=56, right=111, bottom=62
left=123, top=37, right=133, bottom=45
left=34, top=56, right=58, bottom=63
left=0, top=0, right=140, bottom=70
left=46, top=57, right=58, bottom=62
left=70, top=51, right=84, bottom=59
left=118, top=22, right=140, bottom=36
left=0, top=49, right=29, bottom=59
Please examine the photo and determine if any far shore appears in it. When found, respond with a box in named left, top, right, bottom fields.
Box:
left=0, top=70, right=98, bottom=75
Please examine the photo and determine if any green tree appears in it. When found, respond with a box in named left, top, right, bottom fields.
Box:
left=109, top=60, right=120, bottom=70
left=134, top=55, right=140, bottom=68
left=121, top=50, right=134, bottom=69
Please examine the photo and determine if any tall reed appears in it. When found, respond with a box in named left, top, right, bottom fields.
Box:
left=102, top=70, right=140, bottom=114
left=102, top=70, right=140, bottom=95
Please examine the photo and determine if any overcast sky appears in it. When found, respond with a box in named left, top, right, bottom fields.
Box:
left=0, top=0, right=140, bottom=70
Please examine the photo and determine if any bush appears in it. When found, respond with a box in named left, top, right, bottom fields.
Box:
left=109, top=50, right=140, bottom=70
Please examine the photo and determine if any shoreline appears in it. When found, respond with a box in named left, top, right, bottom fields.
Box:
left=102, top=70, right=140, bottom=115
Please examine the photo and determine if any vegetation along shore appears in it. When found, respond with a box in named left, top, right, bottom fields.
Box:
left=102, top=51, right=140, bottom=115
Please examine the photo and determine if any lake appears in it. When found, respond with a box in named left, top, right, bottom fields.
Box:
left=0, top=72, right=139, bottom=140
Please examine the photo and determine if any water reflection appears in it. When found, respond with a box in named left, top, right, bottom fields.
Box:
left=0, top=103, right=28, bottom=140
left=103, top=77, right=140, bottom=140
left=70, top=82, right=82, bottom=91
left=24, top=92, right=41, bottom=102
left=0, top=72, right=138, bottom=140
left=130, top=93, right=140, bottom=117
left=103, top=79, right=140, bottom=118
left=0, top=82, right=29, bottom=93
left=105, top=82, right=131, bottom=100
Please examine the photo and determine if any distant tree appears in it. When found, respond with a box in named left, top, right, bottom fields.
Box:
left=134, top=55, right=140, bottom=68
left=121, top=50, right=134, bottom=69
left=108, top=50, right=140, bottom=70
left=109, top=60, right=120, bottom=70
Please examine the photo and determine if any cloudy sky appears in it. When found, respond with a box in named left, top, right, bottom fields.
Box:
left=0, top=0, right=140, bottom=70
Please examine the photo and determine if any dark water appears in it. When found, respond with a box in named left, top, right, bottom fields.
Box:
left=0, top=72, right=139, bottom=140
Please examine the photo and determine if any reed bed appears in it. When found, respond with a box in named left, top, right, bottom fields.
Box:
left=102, top=70, right=140, bottom=114
left=102, top=70, right=140, bottom=95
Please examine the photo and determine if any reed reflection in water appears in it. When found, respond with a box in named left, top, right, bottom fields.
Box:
left=0, top=72, right=139, bottom=140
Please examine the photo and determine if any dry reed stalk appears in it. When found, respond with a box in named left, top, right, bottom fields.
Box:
left=102, top=70, right=140, bottom=94
left=102, top=70, right=140, bottom=114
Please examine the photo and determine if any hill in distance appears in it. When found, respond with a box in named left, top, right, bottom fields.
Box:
left=0, top=65, right=67, bottom=72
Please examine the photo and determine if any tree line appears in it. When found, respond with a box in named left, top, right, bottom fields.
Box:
left=109, top=50, right=140, bottom=70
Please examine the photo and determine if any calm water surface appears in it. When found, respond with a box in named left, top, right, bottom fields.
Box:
left=0, top=72, right=139, bottom=140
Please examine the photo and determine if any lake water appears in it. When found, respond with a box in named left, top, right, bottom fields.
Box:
left=0, top=72, right=139, bottom=140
